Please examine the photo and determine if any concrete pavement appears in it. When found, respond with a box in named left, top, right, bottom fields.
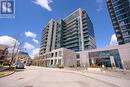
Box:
left=0, top=66, right=130, bottom=87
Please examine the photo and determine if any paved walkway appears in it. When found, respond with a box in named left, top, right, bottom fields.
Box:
left=60, top=68, right=130, bottom=87
left=0, top=67, right=8, bottom=72
left=0, top=66, right=130, bottom=87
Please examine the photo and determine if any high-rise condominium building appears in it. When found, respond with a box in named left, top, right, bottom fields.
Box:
left=40, top=8, right=96, bottom=55
left=106, top=0, right=130, bottom=45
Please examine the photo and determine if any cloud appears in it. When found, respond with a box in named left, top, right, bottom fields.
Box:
left=24, top=42, right=35, bottom=50
left=33, top=38, right=39, bottom=44
left=31, top=48, right=40, bottom=58
left=109, top=34, right=118, bottom=46
left=96, top=0, right=103, bottom=12
left=0, top=35, right=21, bottom=54
left=25, top=31, right=39, bottom=44
left=25, top=31, right=37, bottom=38
left=33, top=0, right=53, bottom=11
left=0, top=35, right=19, bottom=47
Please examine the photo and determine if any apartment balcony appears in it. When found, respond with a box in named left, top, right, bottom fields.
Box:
left=118, top=39, right=124, bottom=42
left=64, top=31, right=78, bottom=39
left=64, top=27, right=77, bottom=34
left=84, top=38, right=90, bottom=42
left=116, top=34, right=122, bottom=37
left=82, top=19, right=87, bottom=24
left=63, top=39, right=79, bottom=46
left=64, top=24, right=77, bottom=33
left=84, top=34, right=89, bottom=38
left=64, top=21, right=77, bottom=29
left=114, top=24, right=120, bottom=28
left=82, top=15, right=87, bottom=19
left=83, top=30, right=88, bottom=34
left=41, top=44, right=47, bottom=47
left=63, top=35, right=78, bottom=42
left=65, top=44, right=79, bottom=48
left=115, top=29, right=120, bottom=33
left=65, top=17, right=77, bottom=25
left=82, top=23, right=87, bottom=27
left=63, top=34, right=78, bottom=40
left=63, top=30, right=78, bottom=38
left=112, top=20, right=118, bottom=24
left=84, top=43, right=90, bottom=46
left=109, top=9, right=114, bottom=13
left=63, top=29, right=78, bottom=38
left=83, top=26, right=88, bottom=30
left=43, top=34, right=48, bottom=39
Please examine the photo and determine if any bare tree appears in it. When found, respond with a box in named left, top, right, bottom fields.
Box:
left=9, top=38, right=23, bottom=67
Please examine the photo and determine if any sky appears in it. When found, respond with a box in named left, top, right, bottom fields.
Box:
left=0, top=0, right=118, bottom=58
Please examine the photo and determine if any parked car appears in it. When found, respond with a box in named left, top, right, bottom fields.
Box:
left=16, top=62, right=25, bottom=69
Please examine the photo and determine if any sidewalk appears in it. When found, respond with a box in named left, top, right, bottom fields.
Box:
left=0, top=67, right=8, bottom=72
left=45, top=67, right=130, bottom=87
left=0, top=67, right=15, bottom=78
left=64, top=67, right=130, bottom=80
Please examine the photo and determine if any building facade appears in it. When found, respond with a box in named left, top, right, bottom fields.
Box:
left=43, top=48, right=76, bottom=67
left=40, top=8, right=96, bottom=56
left=41, top=44, right=130, bottom=69
left=106, top=0, right=130, bottom=45
left=79, top=43, right=130, bottom=69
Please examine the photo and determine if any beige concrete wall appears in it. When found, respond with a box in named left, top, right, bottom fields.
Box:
left=118, top=44, right=130, bottom=69
left=63, top=48, right=76, bottom=67
left=78, top=51, right=89, bottom=67
left=45, top=48, right=76, bottom=67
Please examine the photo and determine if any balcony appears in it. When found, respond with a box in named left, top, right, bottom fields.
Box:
left=83, top=26, right=88, bottom=30
left=63, top=39, right=79, bottom=46
left=116, top=34, right=121, bottom=37
left=84, top=34, right=89, bottom=38
left=65, top=44, right=79, bottom=48
left=83, top=30, right=88, bottom=34
left=63, top=35, right=78, bottom=42
left=63, top=29, right=78, bottom=38
left=82, top=23, right=87, bottom=27
left=64, top=24, right=77, bottom=33
left=64, top=21, right=77, bottom=29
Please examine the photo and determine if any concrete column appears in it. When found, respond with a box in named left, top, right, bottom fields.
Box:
left=91, top=58, right=95, bottom=66
left=110, top=56, right=115, bottom=67
left=56, top=59, right=58, bottom=65
left=79, top=8, right=85, bottom=51
left=46, top=20, right=53, bottom=52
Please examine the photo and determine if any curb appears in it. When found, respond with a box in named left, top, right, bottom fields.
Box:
left=0, top=71, right=15, bottom=78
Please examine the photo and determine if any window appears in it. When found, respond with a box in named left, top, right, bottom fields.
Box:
left=46, top=54, right=50, bottom=58
left=59, top=51, right=62, bottom=57
left=128, top=31, right=130, bottom=35
left=51, top=60, right=53, bottom=65
left=51, top=53, right=54, bottom=57
left=54, top=59, right=57, bottom=64
left=58, top=59, right=61, bottom=65
left=55, top=52, right=57, bottom=57
left=76, top=54, right=80, bottom=59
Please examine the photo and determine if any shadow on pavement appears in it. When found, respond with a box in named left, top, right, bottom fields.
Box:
left=15, top=69, right=25, bottom=72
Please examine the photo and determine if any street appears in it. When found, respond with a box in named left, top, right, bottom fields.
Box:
left=0, top=66, right=130, bottom=87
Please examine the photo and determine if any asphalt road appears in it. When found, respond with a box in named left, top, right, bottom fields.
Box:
left=0, top=66, right=126, bottom=87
